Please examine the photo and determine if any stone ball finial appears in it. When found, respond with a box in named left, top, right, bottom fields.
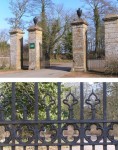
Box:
left=33, top=17, right=38, bottom=26
left=77, top=8, right=82, bottom=18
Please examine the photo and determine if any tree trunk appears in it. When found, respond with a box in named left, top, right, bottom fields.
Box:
left=94, top=6, right=100, bottom=55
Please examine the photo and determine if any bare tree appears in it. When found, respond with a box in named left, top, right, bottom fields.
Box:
left=0, top=30, right=10, bottom=56
left=7, top=0, right=29, bottom=29
left=83, top=0, right=118, bottom=53
left=46, top=4, right=72, bottom=55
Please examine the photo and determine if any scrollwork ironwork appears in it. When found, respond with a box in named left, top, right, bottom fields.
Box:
left=61, top=124, right=80, bottom=144
left=42, top=93, right=55, bottom=120
left=108, top=123, right=118, bottom=144
left=15, top=125, right=35, bottom=144
left=0, top=125, right=11, bottom=144
left=85, top=123, right=103, bottom=143
left=85, top=90, right=100, bottom=119
left=63, top=93, right=78, bottom=119
left=39, top=124, right=57, bottom=143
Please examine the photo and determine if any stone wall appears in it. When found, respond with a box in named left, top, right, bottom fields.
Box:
left=9, top=29, right=24, bottom=70
left=103, top=14, right=118, bottom=74
left=103, top=14, right=118, bottom=60
left=0, top=57, right=10, bottom=68
left=28, top=26, right=42, bottom=70
left=71, top=18, right=88, bottom=72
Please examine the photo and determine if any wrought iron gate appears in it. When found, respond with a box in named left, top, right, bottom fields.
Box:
left=21, top=43, right=29, bottom=70
left=0, top=83, right=118, bottom=150
left=87, top=39, right=106, bottom=72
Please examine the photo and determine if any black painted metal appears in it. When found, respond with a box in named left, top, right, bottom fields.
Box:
left=22, top=44, right=29, bottom=70
left=20, top=38, right=24, bottom=69
left=0, top=83, right=118, bottom=150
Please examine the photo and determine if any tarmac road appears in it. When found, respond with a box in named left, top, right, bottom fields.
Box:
left=0, top=63, right=72, bottom=78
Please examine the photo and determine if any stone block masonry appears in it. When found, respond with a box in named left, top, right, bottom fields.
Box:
left=71, top=18, right=88, bottom=72
left=28, top=26, right=42, bottom=70
left=103, top=14, right=118, bottom=60
left=9, top=29, right=24, bottom=70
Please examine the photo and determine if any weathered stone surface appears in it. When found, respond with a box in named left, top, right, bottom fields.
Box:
left=0, top=57, right=10, bottom=68
left=9, top=29, right=24, bottom=70
left=71, top=18, right=88, bottom=72
left=103, top=14, right=118, bottom=22
left=104, top=14, right=118, bottom=62
left=28, top=26, right=42, bottom=70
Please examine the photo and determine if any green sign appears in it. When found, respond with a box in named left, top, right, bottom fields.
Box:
left=30, top=43, right=35, bottom=49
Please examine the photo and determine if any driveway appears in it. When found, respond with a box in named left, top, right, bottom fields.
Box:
left=0, top=63, right=72, bottom=78
left=0, top=62, right=116, bottom=78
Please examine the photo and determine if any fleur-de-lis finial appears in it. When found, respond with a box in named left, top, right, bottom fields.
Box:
left=85, top=90, right=100, bottom=119
left=63, top=93, right=78, bottom=119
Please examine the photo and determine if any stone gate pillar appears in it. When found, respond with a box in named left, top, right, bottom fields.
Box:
left=103, top=14, right=118, bottom=61
left=9, top=29, right=24, bottom=70
left=71, top=18, right=88, bottom=72
left=28, top=26, right=42, bottom=70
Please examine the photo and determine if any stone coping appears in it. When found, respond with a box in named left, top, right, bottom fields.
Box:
left=71, top=18, right=88, bottom=26
left=9, top=29, right=24, bottom=34
left=103, top=14, right=118, bottom=21
left=27, top=25, right=42, bottom=32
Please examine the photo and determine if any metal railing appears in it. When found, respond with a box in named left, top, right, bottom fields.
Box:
left=0, top=83, right=117, bottom=150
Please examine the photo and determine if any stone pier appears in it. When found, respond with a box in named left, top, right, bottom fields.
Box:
left=28, top=26, right=42, bottom=70
left=71, top=18, right=88, bottom=72
left=9, top=29, right=24, bottom=70
left=103, top=14, right=118, bottom=61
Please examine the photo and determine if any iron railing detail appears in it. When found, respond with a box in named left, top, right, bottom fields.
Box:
left=0, top=83, right=117, bottom=150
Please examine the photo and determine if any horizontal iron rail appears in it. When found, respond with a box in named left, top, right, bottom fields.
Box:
left=0, top=142, right=117, bottom=147
left=0, top=120, right=118, bottom=124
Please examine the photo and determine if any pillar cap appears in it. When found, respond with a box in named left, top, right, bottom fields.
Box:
left=103, top=14, right=118, bottom=22
left=27, top=25, right=42, bottom=32
left=71, top=18, right=88, bottom=26
left=9, top=28, right=24, bottom=35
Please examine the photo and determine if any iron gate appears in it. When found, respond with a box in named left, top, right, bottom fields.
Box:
left=87, top=39, right=106, bottom=72
left=0, top=83, right=118, bottom=150
left=21, top=43, right=29, bottom=70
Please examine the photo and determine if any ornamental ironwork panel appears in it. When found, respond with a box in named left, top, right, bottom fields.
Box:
left=0, top=83, right=117, bottom=150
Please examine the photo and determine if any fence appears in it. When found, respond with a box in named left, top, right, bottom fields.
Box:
left=87, top=39, right=105, bottom=72
left=0, top=82, right=118, bottom=150
left=0, top=46, right=10, bottom=68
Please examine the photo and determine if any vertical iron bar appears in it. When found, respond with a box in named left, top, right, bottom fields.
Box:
left=70, top=145, right=72, bottom=150
left=80, top=83, right=84, bottom=150
left=57, top=82, right=61, bottom=150
left=0, top=146, right=3, bottom=150
left=11, top=83, right=16, bottom=150
left=103, top=82, right=107, bottom=150
left=92, top=145, right=95, bottom=150
left=35, top=83, right=39, bottom=121
left=115, top=145, right=118, bottom=150
left=47, top=146, right=49, bottom=150
left=12, top=83, right=16, bottom=121
left=23, top=146, right=26, bottom=150
left=103, top=82, right=107, bottom=120
left=34, top=83, right=39, bottom=150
